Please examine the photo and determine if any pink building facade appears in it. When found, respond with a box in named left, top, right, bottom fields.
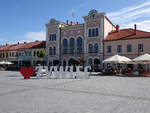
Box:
left=46, top=10, right=115, bottom=68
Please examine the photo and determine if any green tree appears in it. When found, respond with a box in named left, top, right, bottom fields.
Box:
left=36, top=50, right=46, bottom=66
left=37, top=50, right=46, bottom=58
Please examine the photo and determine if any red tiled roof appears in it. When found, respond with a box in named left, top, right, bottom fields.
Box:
left=0, top=45, right=13, bottom=51
left=9, top=43, right=26, bottom=51
left=0, top=41, right=45, bottom=52
left=17, top=41, right=45, bottom=50
left=105, top=29, right=150, bottom=41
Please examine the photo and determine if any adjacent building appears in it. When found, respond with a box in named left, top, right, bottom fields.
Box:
left=104, top=25, right=150, bottom=59
left=0, top=41, right=46, bottom=68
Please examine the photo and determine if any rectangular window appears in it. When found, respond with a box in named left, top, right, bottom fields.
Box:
left=138, top=44, right=144, bottom=52
left=117, top=45, right=122, bottom=53
left=16, top=52, right=18, bottom=57
left=49, top=34, right=56, bottom=41
left=89, top=28, right=99, bottom=37
left=95, top=28, right=99, bottom=36
left=53, top=47, right=56, bottom=55
left=6, top=53, right=8, bottom=58
left=52, top=34, right=54, bottom=41
left=12, top=52, right=14, bottom=57
left=49, top=35, right=51, bottom=41
left=9, top=53, right=11, bottom=57
left=88, top=29, right=92, bottom=37
left=127, top=44, right=132, bottom=52
left=33, top=51, right=36, bottom=56
left=19, top=52, right=21, bottom=56
left=49, top=47, right=52, bottom=55
left=92, top=29, right=95, bottom=37
left=3, top=53, right=5, bottom=58
left=107, top=46, right=112, bottom=53
left=54, top=34, right=56, bottom=41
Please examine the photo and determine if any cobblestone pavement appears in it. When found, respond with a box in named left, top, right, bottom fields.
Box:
left=0, top=71, right=150, bottom=113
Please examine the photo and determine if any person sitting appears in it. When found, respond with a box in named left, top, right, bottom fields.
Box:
left=134, top=70, right=139, bottom=76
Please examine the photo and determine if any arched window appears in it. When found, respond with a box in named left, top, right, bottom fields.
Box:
left=63, top=39, right=68, bottom=54
left=88, top=58, right=93, bottom=65
left=88, top=44, right=93, bottom=53
left=69, top=38, right=75, bottom=54
left=49, top=47, right=52, bottom=55
left=94, top=58, right=100, bottom=65
left=77, top=37, right=83, bottom=53
left=94, top=43, right=99, bottom=53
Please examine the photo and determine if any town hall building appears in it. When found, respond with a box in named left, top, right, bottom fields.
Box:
left=45, top=9, right=115, bottom=68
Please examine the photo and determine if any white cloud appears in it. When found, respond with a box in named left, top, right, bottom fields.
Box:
left=69, top=0, right=91, bottom=18
left=0, top=31, right=46, bottom=45
left=22, top=31, right=46, bottom=42
left=122, top=20, right=150, bottom=32
left=0, top=38, right=9, bottom=45
left=0, top=38, right=7, bottom=42
left=107, top=1, right=150, bottom=32
left=108, top=8, right=150, bottom=24
left=108, top=1, right=150, bottom=17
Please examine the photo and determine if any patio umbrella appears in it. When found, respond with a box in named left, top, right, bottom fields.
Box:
left=103, top=54, right=132, bottom=63
left=133, top=53, right=150, bottom=63
left=133, top=54, right=150, bottom=72
left=0, top=61, right=13, bottom=65
left=103, top=55, right=132, bottom=75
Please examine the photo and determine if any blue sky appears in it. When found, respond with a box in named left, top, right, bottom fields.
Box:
left=0, top=0, right=150, bottom=44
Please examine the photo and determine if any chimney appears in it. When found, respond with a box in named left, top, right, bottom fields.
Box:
left=24, top=42, right=26, bottom=44
left=76, top=22, right=79, bottom=24
left=70, top=21, right=73, bottom=25
left=116, top=25, right=120, bottom=32
left=66, top=20, right=69, bottom=25
left=134, top=24, right=137, bottom=34
left=17, top=42, right=19, bottom=45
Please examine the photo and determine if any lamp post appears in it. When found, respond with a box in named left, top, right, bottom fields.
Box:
left=59, top=24, right=62, bottom=66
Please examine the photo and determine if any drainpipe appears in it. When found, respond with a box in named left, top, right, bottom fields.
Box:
left=102, top=17, right=105, bottom=70
left=59, top=27, right=62, bottom=66
left=102, top=39, right=105, bottom=70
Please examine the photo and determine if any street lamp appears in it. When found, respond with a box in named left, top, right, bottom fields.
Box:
left=59, top=24, right=63, bottom=66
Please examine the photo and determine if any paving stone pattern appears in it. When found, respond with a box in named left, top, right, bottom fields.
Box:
left=0, top=71, right=150, bottom=113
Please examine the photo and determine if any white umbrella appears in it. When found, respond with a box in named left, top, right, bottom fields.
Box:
left=103, top=54, right=132, bottom=63
left=133, top=54, right=150, bottom=63
left=5, top=61, right=13, bottom=65
left=0, top=61, right=13, bottom=65
left=133, top=54, right=150, bottom=72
